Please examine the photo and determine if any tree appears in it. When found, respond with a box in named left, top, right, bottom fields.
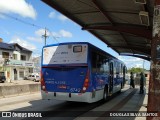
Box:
left=127, top=67, right=145, bottom=73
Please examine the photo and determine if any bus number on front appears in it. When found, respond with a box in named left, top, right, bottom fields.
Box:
left=70, top=88, right=81, bottom=92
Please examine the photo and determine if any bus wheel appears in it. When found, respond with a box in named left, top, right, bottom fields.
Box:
left=103, top=86, right=108, bottom=101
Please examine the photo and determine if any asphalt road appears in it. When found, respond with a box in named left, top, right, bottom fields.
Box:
left=0, top=87, right=130, bottom=120
left=0, top=92, right=106, bottom=120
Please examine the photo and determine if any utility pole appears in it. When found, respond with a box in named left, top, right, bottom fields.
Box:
left=147, top=0, right=160, bottom=119
left=42, top=28, right=48, bottom=46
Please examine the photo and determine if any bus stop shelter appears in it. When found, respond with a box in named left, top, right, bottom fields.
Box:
left=42, top=0, right=160, bottom=119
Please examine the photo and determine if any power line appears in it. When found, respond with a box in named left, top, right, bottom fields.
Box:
left=0, top=12, right=43, bottom=28
left=42, top=28, right=60, bottom=46
left=47, top=29, right=60, bottom=43
left=0, top=12, right=60, bottom=44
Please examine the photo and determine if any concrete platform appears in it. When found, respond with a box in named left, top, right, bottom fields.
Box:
left=75, top=85, right=149, bottom=120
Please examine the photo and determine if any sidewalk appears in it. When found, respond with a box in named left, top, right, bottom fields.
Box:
left=75, top=85, right=148, bottom=120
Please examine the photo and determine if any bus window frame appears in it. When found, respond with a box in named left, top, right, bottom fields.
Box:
left=73, top=45, right=82, bottom=53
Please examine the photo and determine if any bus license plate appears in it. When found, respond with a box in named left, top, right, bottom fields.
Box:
left=58, top=85, right=67, bottom=89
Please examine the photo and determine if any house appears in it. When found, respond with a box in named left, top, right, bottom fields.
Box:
left=0, top=38, right=34, bottom=81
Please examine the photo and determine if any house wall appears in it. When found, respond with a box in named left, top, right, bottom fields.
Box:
left=0, top=46, right=33, bottom=81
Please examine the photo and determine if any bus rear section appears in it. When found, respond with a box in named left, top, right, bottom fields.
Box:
left=41, top=43, right=95, bottom=103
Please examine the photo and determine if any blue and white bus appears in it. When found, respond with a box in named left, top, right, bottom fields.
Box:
left=41, top=42, right=126, bottom=103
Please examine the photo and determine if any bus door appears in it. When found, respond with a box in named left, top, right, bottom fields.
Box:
left=109, top=62, right=113, bottom=94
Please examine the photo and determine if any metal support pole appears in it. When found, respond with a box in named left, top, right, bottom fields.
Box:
left=147, top=0, right=160, bottom=119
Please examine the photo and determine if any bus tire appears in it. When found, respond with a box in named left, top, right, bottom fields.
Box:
left=103, top=86, right=108, bottom=101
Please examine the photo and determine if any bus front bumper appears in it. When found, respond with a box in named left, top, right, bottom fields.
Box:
left=41, top=91, right=101, bottom=103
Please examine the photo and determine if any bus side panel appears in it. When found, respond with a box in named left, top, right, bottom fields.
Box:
left=89, top=72, right=109, bottom=101
left=91, top=73, right=109, bottom=90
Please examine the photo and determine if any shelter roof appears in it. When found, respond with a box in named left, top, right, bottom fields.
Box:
left=42, top=0, right=154, bottom=61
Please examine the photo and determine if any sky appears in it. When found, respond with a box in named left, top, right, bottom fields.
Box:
left=0, top=0, right=150, bottom=70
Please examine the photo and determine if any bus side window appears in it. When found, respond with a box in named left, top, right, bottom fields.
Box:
left=97, top=55, right=104, bottom=73
left=91, top=52, right=106, bottom=74
left=96, top=54, right=101, bottom=73
left=117, top=63, right=121, bottom=78
left=100, top=56, right=106, bottom=73
left=104, top=61, right=109, bottom=74
left=91, top=52, right=97, bottom=73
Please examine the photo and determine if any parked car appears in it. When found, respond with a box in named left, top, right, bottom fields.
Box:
left=0, top=72, right=6, bottom=83
left=24, top=75, right=29, bottom=80
left=27, top=74, right=40, bottom=82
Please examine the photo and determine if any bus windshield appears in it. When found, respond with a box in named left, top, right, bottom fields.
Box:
left=42, top=44, right=88, bottom=65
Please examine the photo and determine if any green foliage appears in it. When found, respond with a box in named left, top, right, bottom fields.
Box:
left=127, top=67, right=145, bottom=73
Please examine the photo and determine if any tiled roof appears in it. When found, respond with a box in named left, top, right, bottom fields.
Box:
left=0, top=42, right=32, bottom=52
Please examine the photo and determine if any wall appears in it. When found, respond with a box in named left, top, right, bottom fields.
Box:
left=0, top=83, right=40, bottom=98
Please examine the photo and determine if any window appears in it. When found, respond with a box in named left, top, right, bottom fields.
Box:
left=0, top=72, right=5, bottom=76
left=36, top=75, right=39, bottom=78
left=116, top=63, right=120, bottom=74
left=21, top=55, right=26, bottom=61
left=19, top=71, right=24, bottom=78
left=91, top=51, right=108, bottom=73
left=103, top=62, right=109, bottom=74
left=2, top=52, right=9, bottom=59
left=29, top=68, right=33, bottom=73
left=13, top=54, right=17, bottom=60
left=73, top=46, right=82, bottom=52
left=121, top=64, right=123, bottom=74
left=91, top=52, right=97, bottom=72
left=114, top=62, right=117, bottom=75
left=98, top=55, right=105, bottom=73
